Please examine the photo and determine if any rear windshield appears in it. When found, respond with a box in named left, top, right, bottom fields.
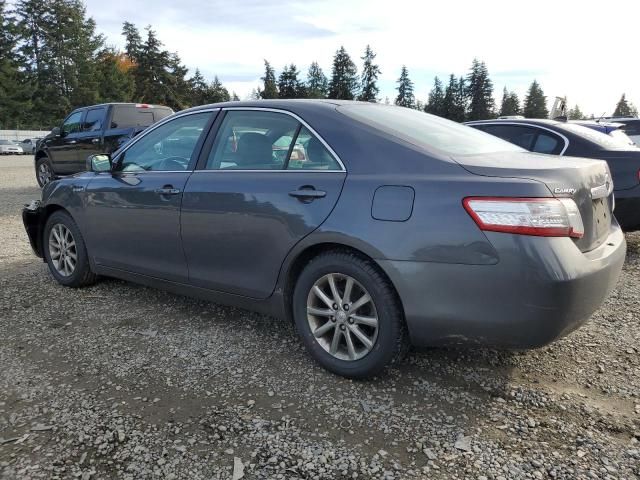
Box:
left=560, top=123, right=639, bottom=151
left=338, top=104, right=524, bottom=155
left=110, top=106, right=173, bottom=129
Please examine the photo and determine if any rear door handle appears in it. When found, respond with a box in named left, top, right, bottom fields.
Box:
left=66, top=140, right=77, bottom=144
left=91, top=138, right=100, bottom=144
left=155, top=187, right=181, bottom=195
left=289, top=189, right=327, bottom=200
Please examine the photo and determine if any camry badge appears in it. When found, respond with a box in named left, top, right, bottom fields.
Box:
left=554, top=187, right=576, bottom=195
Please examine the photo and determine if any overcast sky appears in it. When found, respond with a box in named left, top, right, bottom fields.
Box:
left=85, top=0, right=639, bottom=115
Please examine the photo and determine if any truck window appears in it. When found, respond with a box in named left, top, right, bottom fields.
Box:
left=62, top=111, right=83, bottom=135
left=110, top=105, right=173, bottom=129
left=83, top=108, right=106, bottom=132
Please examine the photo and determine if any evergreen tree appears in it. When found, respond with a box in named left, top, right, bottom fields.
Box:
left=499, top=87, right=521, bottom=116
left=328, top=46, right=358, bottom=100
left=395, top=65, right=415, bottom=108
left=208, top=76, right=230, bottom=103
left=425, top=76, right=445, bottom=116
left=0, top=0, right=30, bottom=128
left=260, top=60, right=278, bottom=99
left=188, top=68, right=209, bottom=106
left=567, top=105, right=584, bottom=120
left=358, top=45, right=380, bottom=102
left=305, top=61, right=328, bottom=98
left=441, top=74, right=466, bottom=122
left=523, top=80, right=548, bottom=118
left=231, top=92, right=240, bottom=101
left=613, top=94, right=638, bottom=117
left=94, top=49, right=134, bottom=103
left=277, top=64, right=305, bottom=98
left=466, top=58, right=494, bottom=120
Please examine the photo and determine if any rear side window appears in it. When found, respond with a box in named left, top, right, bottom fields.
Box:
left=111, top=106, right=170, bottom=129
left=532, top=132, right=561, bottom=154
left=287, top=127, right=340, bottom=170
left=83, top=108, right=105, bottom=132
left=620, top=120, right=640, bottom=136
left=480, top=125, right=538, bottom=150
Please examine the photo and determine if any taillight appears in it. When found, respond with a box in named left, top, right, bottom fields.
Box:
left=135, top=103, right=151, bottom=108
left=463, top=197, right=584, bottom=238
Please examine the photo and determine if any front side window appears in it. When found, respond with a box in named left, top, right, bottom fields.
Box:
left=62, top=111, right=83, bottom=135
left=115, top=112, right=211, bottom=172
left=83, top=108, right=105, bottom=132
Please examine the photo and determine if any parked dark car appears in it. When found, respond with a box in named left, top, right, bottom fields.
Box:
left=571, top=120, right=635, bottom=146
left=601, top=117, right=640, bottom=145
left=23, top=101, right=625, bottom=378
left=35, top=103, right=173, bottom=187
left=466, top=118, right=640, bottom=231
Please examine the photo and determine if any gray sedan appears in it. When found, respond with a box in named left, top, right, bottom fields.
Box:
left=22, top=100, right=625, bottom=378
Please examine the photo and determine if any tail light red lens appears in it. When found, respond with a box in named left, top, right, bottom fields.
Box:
left=463, top=197, right=584, bottom=238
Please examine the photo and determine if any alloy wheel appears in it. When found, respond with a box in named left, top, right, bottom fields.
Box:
left=38, top=162, right=52, bottom=186
left=306, top=273, right=379, bottom=361
left=48, top=224, right=77, bottom=277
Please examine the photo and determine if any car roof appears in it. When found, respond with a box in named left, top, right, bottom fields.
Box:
left=182, top=99, right=369, bottom=116
left=465, top=118, right=563, bottom=127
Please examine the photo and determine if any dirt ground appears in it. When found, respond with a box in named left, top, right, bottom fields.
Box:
left=0, top=155, right=638, bottom=479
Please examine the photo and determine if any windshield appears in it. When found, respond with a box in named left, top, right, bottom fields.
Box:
left=561, top=123, right=639, bottom=151
left=338, top=104, right=524, bottom=155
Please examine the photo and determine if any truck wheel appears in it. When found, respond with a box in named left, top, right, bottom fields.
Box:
left=36, top=156, right=54, bottom=187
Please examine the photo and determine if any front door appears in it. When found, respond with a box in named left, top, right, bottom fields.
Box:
left=181, top=109, right=347, bottom=299
left=84, top=111, right=215, bottom=282
left=46, top=110, right=84, bottom=174
left=76, top=106, right=108, bottom=169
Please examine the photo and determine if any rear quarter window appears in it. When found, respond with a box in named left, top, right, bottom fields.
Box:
left=111, top=106, right=173, bottom=129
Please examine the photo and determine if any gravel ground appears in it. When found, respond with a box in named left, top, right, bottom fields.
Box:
left=0, top=155, right=638, bottom=480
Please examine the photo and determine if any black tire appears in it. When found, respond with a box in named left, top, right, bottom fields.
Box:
left=293, top=250, right=408, bottom=379
left=43, top=210, right=97, bottom=288
left=35, top=156, right=54, bottom=188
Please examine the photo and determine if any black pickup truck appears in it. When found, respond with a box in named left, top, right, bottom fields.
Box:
left=35, top=103, right=173, bottom=186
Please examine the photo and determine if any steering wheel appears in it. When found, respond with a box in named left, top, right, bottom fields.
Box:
left=158, top=156, right=189, bottom=171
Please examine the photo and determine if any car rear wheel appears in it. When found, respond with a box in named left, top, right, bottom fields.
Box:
left=43, top=211, right=97, bottom=288
left=36, top=156, right=54, bottom=188
left=293, top=251, right=408, bottom=378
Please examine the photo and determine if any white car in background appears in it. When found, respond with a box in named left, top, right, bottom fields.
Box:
left=0, top=140, right=24, bottom=155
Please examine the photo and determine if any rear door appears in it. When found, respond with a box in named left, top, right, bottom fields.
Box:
left=76, top=106, right=108, bottom=168
left=180, top=108, right=347, bottom=299
left=46, top=110, right=85, bottom=174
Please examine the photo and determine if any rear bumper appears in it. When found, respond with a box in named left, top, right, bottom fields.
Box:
left=613, top=187, right=640, bottom=231
left=22, top=200, right=45, bottom=258
left=378, top=225, right=626, bottom=348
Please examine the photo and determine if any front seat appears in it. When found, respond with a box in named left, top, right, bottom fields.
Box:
left=235, top=133, right=273, bottom=168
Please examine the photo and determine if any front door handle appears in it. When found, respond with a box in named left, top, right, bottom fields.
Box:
left=91, top=138, right=100, bottom=144
left=289, top=187, right=327, bottom=201
left=155, top=186, right=181, bottom=195
left=66, top=140, right=77, bottom=144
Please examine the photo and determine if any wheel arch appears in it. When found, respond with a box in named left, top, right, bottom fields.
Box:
left=280, top=239, right=406, bottom=326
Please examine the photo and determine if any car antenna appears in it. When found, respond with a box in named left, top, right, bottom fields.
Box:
left=596, top=112, right=606, bottom=123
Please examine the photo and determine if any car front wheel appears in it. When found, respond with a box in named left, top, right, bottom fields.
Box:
left=43, top=211, right=97, bottom=288
left=36, top=156, right=54, bottom=187
left=293, top=251, right=408, bottom=378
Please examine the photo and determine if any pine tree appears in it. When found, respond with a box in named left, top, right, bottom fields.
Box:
left=523, top=80, right=549, bottom=118
left=395, top=65, right=415, bottom=108
left=188, top=68, right=209, bottom=106
left=231, top=92, right=240, bottom=101
left=94, top=49, right=134, bottom=103
left=567, top=105, right=584, bottom=120
left=260, top=60, right=278, bottom=99
left=466, top=58, right=494, bottom=120
left=441, top=74, right=466, bottom=122
left=613, top=94, right=638, bottom=117
left=328, top=46, right=358, bottom=100
left=278, top=64, right=305, bottom=98
left=207, top=76, right=230, bottom=103
left=499, top=87, right=521, bottom=116
left=305, top=61, right=328, bottom=98
left=358, top=45, right=380, bottom=102
left=425, top=76, right=445, bottom=116
left=0, top=0, right=30, bottom=128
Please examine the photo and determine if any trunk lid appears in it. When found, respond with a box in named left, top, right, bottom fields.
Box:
left=452, top=151, right=614, bottom=252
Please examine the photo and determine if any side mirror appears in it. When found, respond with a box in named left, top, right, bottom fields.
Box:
left=86, top=154, right=112, bottom=173
left=51, top=127, right=61, bottom=137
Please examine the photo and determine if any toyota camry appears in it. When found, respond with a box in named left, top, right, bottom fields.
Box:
left=23, top=100, right=626, bottom=378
